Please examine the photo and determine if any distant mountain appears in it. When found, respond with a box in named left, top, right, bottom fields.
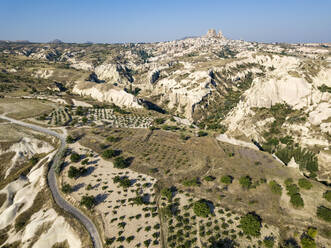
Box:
left=48, top=39, right=63, bottom=44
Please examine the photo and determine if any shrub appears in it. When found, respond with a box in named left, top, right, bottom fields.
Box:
left=102, top=149, right=120, bottom=159
left=161, top=187, right=173, bottom=201
left=290, top=193, right=304, bottom=208
left=220, top=175, right=233, bottom=185
left=66, top=135, right=75, bottom=143
left=239, top=175, right=252, bottom=189
left=114, top=156, right=129, bottom=169
left=105, top=237, right=115, bottom=246
left=197, top=131, right=208, bottom=137
left=204, top=176, right=215, bottom=182
left=113, top=176, right=131, bottom=188
left=323, top=190, right=331, bottom=202
left=154, top=118, right=165, bottom=124
left=80, top=195, right=96, bottom=209
left=298, top=178, right=312, bottom=190
left=81, top=159, right=89, bottom=165
left=106, top=136, right=121, bottom=142
left=307, top=227, right=317, bottom=239
left=68, top=166, right=87, bottom=179
left=70, top=152, right=80, bottom=162
left=316, top=205, right=331, bottom=222
left=286, top=184, right=299, bottom=196
left=193, top=200, right=211, bottom=218
left=284, top=178, right=293, bottom=186
left=269, top=180, right=282, bottom=195
left=239, top=213, right=261, bottom=237
left=301, top=235, right=316, bottom=248
left=263, top=236, right=275, bottom=248
left=61, top=183, right=73, bottom=194
left=182, top=177, right=200, bottom=187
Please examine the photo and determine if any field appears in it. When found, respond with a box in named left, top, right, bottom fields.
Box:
left=0, top=97, right=55, bottom=119
left=71, top=127, right=331, bottom=246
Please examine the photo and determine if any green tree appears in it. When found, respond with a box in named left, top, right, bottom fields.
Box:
left=114, top=156, right=129, bottom=169
left=316, top=205, right=331, bottom=222
left=290, top=193, right=304, bottom=208
left=80, top=195, right=96, bottom=209
left=102, top=149, right=120, bottom=159
left=66, top=135, right=75, bottom=143
left=193, top=200, right=211, bottom=218
left=239, top=213, right=261, bottom=237
left=70, top=152, right=80, bottom=162
left=61, top=183, right=73, bottom=194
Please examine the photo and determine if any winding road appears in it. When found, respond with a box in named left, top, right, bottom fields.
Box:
left=0, top=115, right=103, bottom=248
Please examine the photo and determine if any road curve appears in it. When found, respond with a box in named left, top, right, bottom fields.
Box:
left=0, top=115, right=103, bottom=248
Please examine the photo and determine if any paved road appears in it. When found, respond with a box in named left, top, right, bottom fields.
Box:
left=0, top=115, right=103, bottom=248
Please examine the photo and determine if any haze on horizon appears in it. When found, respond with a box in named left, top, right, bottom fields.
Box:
left=1, top=0, right=331, bottom=44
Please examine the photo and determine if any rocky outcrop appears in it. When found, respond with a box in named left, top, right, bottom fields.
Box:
left=73, top=81, right=142, bottom=108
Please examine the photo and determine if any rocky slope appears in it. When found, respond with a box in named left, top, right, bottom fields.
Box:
left=0, top=29, right=330, bottom=182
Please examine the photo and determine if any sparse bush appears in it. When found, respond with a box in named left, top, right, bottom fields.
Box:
left=220, top=175, right=233, bottom=185
left=263, top=236, right=275, bottom=248
left=182, top=177, right=200, bottom=187
left=298, top=178, right=312, bottom=190
left=269, top=180, right=282, bottom=195
left=161, top=187, right=173, bottom=201
left=239, top=175, right=252, bottom=189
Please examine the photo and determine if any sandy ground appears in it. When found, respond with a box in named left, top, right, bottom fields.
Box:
left=61, top=142, right=161, bottom=247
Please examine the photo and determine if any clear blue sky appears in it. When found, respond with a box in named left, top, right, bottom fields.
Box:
left=1, top=0, right=330, bottom=43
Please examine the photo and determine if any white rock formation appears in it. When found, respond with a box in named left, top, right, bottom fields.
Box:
left=73, top=81, right=142, bottom=108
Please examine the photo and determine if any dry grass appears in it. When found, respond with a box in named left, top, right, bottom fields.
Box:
left=0, top=98, right=55, bottom=119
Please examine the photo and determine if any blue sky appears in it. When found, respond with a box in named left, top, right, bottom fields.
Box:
left=1, top=0, right=330, bottom=43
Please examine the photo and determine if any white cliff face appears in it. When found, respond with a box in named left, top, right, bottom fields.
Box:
left=95, top=64, right=122, bottom=82
left=0, top=137, right=54, bottom=178
left=73, top=81, right=142, bottom=109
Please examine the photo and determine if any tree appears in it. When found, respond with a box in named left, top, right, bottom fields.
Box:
left=68, top=166, right=87, bottom=179
left=197, top=131, right=208, bottom=137
left=239, top=175, right=252, bottom=189
left=316, top=205, right=331, bottom=222
left=220, top=175, right=233, bottom=185
left=66, top=135, right=75, bottom=143
left=290, top=193, right=304, bottom=208
left=323, top=190, right=331, bottom=202
left=114, top=156, right=129, bottom=169
left=298, top=178, right=312, bottom=190
left=70, top=152, right=80, bottom=162
left=269, top=180, right=282, bottom=195
left=80, top=195, right=96, bottom=209
left=239, top=213, right=261, bottom=237
left=301, top=235, right=316, bottom=248
left=193, top=200, right=211, bottom=218
left=102, top=149, right=120, bottom=159
left=61, top=183, right=73, bottom=194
